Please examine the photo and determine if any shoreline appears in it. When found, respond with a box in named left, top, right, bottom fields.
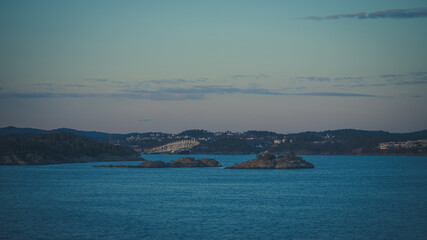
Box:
left=142, top=153, right=427, bottom=156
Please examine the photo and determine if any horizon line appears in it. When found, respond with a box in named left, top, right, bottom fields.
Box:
left=1, top=125, right=426, bottom=136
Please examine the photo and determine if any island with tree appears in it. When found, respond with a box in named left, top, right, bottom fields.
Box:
left=225, top=153, right=314, bottom=169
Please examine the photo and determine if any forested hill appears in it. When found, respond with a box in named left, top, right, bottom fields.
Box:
left=0, top=132, right=139, bottom=165
left=1, top=127, right=426, bottom=155
left=0, top=126, right=129, bottom=142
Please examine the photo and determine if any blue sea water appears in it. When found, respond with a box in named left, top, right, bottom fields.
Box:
left=0, top=155, right=426, bottom=240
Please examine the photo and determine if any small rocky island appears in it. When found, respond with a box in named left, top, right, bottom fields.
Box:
left=225, top=153, right=314, bottom=169
left=95, top=157, right=222, bottom=168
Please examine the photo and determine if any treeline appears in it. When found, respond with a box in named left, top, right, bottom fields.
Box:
left=190, top=130, right=427, bottom=155
left=0, top=132, right=134, bottom=165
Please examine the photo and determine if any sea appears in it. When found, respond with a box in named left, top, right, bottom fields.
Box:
left=0, top=155, right=426, bottom=240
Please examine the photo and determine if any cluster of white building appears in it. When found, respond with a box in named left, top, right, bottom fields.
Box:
left=379, top=139, right=427, bottom=150
left=148, top=139, right=200, bottom=153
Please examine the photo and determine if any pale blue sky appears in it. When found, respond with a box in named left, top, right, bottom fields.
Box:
left=1, top=0, right=426, bottom=133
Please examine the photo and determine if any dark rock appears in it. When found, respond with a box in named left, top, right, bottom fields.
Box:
left=199, top=158, right=222, bottom=167
left=225, top=153, right=314, bottom=169
left=94, top=164, right=114, bottom=167
left=95, top=157, right=222, bottom=168
left=170, top=157, right=202, bottom=167
left=256, top=153, right=276, bottom=160
left=136, top=161, right=168, bottom=168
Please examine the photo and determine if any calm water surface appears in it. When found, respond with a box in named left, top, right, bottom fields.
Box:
left=0, top=155, right=426, bottom=239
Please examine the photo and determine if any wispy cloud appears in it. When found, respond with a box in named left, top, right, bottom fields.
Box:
left=393, top=80, right=427, bottom=86
left=297, top=76, right=330, bottom=82
left=32, top=83, right=64, bottom=91
left=410, top=71, right=427, bottom=76
left=232, top=74, right=268, bottom=80
left=379, top=74, right=404, bottom=78
left=0, top=86, right=380, bottom=101
left=145, top=79, right=206, bottom=85
left=0, top=92, right=96, bottom=98
left=348, top=72, right=427, bottom=88
left=334, top=77, right=365, bottom=82
left=297, top=92, right=375, bottom=97
left=33, top=82, right=93, bottom=91
left=33, top=83, right=55, bottom=87
left=379, top=72, right=427, bottom=85
left=84, top=78, right=109, bottom=82
left=126, top=86, right=283, bottom=96
left=303, top=8, right=427, bottom=20
left=351, top=83, right=388, bottom=88
left=135, top=78, right=208, bottom=88
left=297, top=72, right=427, bottom=89
left=0, top=91, right=204, bottom=101
left=63, top=84, right=89, bottom=88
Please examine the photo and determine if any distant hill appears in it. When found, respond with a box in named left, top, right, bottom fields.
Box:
left=243, top=130, right=278, bottom=138
left=1, top=126, right=426, bottom=155
left=0, top=126, right=128, bottom=142
left=0, top=126, right=48, bottom=137
left=0, top=132, right=140, bottom=165
left=177, top=129, right=214, bottom=138
left=269, top=129, right=427, bottom=155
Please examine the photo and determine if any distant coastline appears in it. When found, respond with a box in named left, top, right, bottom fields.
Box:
left=145, top=152, right=427, bottom=156
left=1, top=127, right=426, bottom=162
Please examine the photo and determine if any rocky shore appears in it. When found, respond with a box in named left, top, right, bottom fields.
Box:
left=225, top=153, right=314, bottom=169
left=95, top=157, right=222, bottom=168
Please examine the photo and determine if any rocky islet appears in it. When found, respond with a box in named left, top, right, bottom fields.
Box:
left=96, top=153, right=314, bottom=169
left=225, top=153, right=314, bottom=169
left=95, top=157, right=222, bottom=168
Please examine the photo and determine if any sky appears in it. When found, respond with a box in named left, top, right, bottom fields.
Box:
left=1, top=0, right=427, bottom=134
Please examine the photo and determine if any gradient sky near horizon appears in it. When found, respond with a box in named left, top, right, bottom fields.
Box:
left=1, top=0, right=427, bottom=134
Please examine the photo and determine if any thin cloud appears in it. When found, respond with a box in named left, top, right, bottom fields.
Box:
left=232, top=74, right=268, bottom=79
left=0, top=86, right=381, bottom=101
left=84, top=78, right=109, bottom=82
left=349, top=72, right=427, bottom=87
left=63, top=84, right=89, bottom=88
left=32, top=83, right=64, bottom=91
left=0, top=91, right=204, bottom=101
left=137, top=78, right=207, bottom=87
left=0, top=92, right=96, bottom=98
left=298, top=92, right=376, bottom=97
left=303, top=8, right=427, bottom=20
left=294, top=86, right=307, bottom=90
left=297, top=76, right=330, bottom=82
left=298, top=76, right=365, bottom=82
left=410, top=71, right=427, bottom=76
left=393, top=80, right=427, bottom=85
left=379, top=74, right=410, bottom=79
left=33, top=83, right=55, bottom=87
left=111, top=80, right=127, bottom=84
left=144, top=86, right=283, bottom=96
left=33, top=83, right=92, bottom=90
left=351, top=83, right=388, bottom=88
left=334, top=77, right=365, bottom=82
left=381, top=72, right=427, bottom=85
